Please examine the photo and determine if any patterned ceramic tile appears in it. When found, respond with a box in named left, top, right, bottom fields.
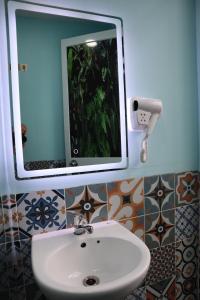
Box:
left=2, top=194, right=19, bottom=242
left=146, top=276, right=176, bottom=299
left=125, top=286, right=146, bottom=300
left=20, top=239, right=33, bottom=285
left=16, top=190, right=66, bottom=239
left=9, top=286, right=26, bottom=300
left=120, top=216, right=144, bottom=240
left=0, top=243, right=9, bottom=292
left=144, top=174, right=175, bottom=214
left=5, top=241, right=24, bottom=288
left=145, top=209, right=175, bottom=249
left=175, top=203, right=199, bottom=241
left=107, top=178, right=144, bottom=221
left=65, top=184, right=108, bottom=225
left=175, top=171, right=199, bottom=206
left=5, top=241, right=21, bottom=267
left=146, top=243, right=175, bottom=285
left=0, top=197, right=5, bottom=245
left=176, top=236, right=198, bottom=299
left=25, top=282, right=47, bottom=300
left=176, top=278, right=198, bottom=299
left=0, top=290, right=9, bottom=299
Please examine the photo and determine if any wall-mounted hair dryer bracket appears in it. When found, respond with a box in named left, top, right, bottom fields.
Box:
left=128, top=96, right=163, bottom=163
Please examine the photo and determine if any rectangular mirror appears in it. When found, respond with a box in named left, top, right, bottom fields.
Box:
left=8, top=1, right=127, bottom=178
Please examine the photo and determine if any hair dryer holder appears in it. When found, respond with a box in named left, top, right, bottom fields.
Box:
left=128, top=96, right=163, bottom=163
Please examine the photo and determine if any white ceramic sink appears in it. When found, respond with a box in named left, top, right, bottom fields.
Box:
left=32, top=220, right=150, bottom=300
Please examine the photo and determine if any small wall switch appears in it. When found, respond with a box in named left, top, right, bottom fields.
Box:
left=9, top=64, right=28, bottom=71
left=18, top=64, right=28, bottom=72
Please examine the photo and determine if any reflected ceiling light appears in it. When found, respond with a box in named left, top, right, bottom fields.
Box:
left=85, top=39, right=98, bottom=47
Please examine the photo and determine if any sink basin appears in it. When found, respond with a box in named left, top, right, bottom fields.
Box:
left=32, top=220, right=150, bottom=300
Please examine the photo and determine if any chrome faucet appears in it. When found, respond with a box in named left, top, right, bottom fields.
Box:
left=73, top=214, right=93, bottom=235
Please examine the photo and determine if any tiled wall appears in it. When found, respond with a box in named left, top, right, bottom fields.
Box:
left=0, top=171, right=199, bottom=300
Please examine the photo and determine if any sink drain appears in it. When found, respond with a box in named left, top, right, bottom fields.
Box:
left=83, top=276, right=100, bottom=287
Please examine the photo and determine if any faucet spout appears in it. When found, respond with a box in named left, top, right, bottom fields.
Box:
left=73, top=214, right=93, bottom=235
left=84, top=225, right=93, bottom=234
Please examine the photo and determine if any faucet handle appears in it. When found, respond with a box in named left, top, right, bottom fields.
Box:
left=74, top=214, right=87, bottom=227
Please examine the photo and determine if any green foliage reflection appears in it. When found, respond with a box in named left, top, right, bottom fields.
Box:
left=67, top=38, right=121, bottom=158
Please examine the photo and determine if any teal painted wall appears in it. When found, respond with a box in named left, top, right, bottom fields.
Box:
left=16, top=0, right=199, bottom=171
left=1, top=0, right=198, bottom=195
left=16, top=14, right=113, bottom=162
left=124, top=0, right=198, bottom=174
left=96, top=0, right=198, bottom=175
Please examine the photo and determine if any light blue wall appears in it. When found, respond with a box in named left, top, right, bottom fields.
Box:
left=17, top=0, right=199, bottom=170
left=125, top=0, right=198, bottom=174
left=17, top=14, right=113, bottom=162
left=33, top=0, right=198, bottom=177
left=69, top=0, right=198, bottom=176
left=2, top=0, right=199, bottom=194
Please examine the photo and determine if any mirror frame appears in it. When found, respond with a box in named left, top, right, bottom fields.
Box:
left=8, top=0, right=127, bottom=178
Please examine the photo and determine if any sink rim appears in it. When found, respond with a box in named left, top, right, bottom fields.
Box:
left=32, top=220, right=151, bottom=296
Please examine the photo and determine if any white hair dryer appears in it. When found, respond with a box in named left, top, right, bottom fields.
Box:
left=129, top=97, right=163, bottom=163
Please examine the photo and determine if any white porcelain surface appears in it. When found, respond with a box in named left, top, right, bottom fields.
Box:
left=32, top=220, right=151, bottom=300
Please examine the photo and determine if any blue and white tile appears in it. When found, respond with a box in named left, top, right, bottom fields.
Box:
left=16, top=190, right=66, bottom=238
left=0, top=243, right=9, bottom=292
left=0, top=290, right=9, bottom=299
left=0, top=197, right=5, bottom=245
left=0, top=242, right=24, bottom=295
left=144, top=174, right=175, bottom=214
left=125, top=286, right=146, bottom=299
left=5, top=241, right=21, bottom=268
left=176, top=235, right=198, bottom=299
left=20, top=239, right=33, bottom=285
left=5, top=241, right=24, bottom=289
left=25, top=282, right=47, bottom=300
left=175, top=203, right=199, bottom=241
left=9, top=286, right=26, bottom=300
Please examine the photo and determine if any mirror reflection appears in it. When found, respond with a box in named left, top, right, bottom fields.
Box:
left=16, top=11, right=122, bottom=170
left=61, top=29, right=121, bottom=167
left=10, top=6, right=126, bottom=176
